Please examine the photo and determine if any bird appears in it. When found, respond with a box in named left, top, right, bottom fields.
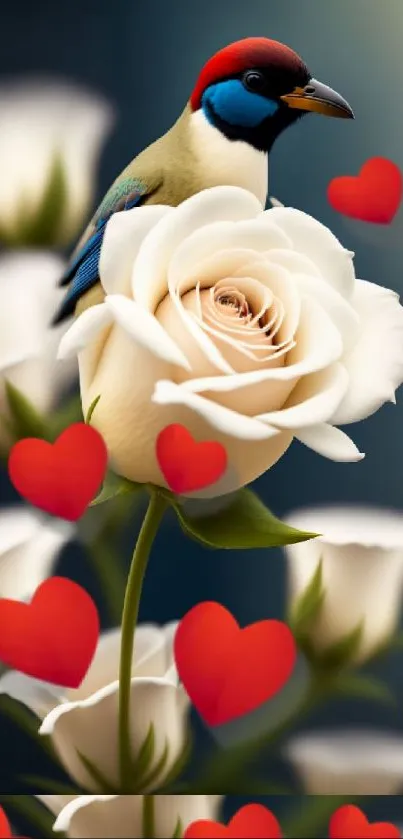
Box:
left=53, top=36, right=353, bottom=325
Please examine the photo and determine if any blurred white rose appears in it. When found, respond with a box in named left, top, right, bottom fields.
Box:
left=285, top=506, right=403, bottom=662
left=38, top=794, right=222, bottom=839
left=59, top=186, right=403, bottom=497
left=0, top=506, right=72, bottom=599
left=0, top=80, right=114, bottom=246
left=0, top=252, right=78, bottom=449
left=0, top=622, right=189, bottom=791
left=285, top=729, right=403, bottom=794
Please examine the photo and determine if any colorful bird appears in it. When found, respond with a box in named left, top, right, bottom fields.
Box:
left=53, top=37, right=353, bottom=324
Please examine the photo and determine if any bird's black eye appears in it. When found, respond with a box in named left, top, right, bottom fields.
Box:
left=243, top=70, right=266, bottom=93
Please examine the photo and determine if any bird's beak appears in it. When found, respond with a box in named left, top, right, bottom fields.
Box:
left=280, top=78, right=354, bottom=119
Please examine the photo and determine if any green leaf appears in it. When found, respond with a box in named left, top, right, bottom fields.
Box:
left=137, top=740, right=170, bottom=791
left=174, top=488, right=318, bottom=550
left=90, top=470, right=142, bottom=506
left=172, top=818, right=183, bottom=839
left=4, top=380, right=49, bottom=441
left=86, top=394, right=101, bottom=425
left=48, top=393, right=84, bottom=440
left=77, top=750, right=118, bottom=792
left=20, top=774, right=82, bottom=794
left=317, top=622, right=364, bottom=670
left=335, top=673, right=396, bottom=707
left=131, top=723, right=155, bottom=781
left=156, top=735, right=192, bottom=791
left=289, top=560, right=324, bottom=635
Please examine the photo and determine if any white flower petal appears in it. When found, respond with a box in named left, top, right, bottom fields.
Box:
left=57, top=304, right=113, bottom=360
left=295, top=422, right=365, bottom=461
left=286, top=730, right=403, bottom=795
left=258, top=364, right=349, bottom=429
left=331, top=280, right=403, bottom=424
left=100, top=206, right=173, bottom=295
left=0, top=507, right=71, bottom=599
left=0, top=81, right=114, bottom=240
left=71, top=624, right=171, bottom=702
left=132, top=186, right=263, bottom=311
left=153, top=379, right=279, bottom=440
left=40, top=677, right=189, bottom=790
left=293, top=273, right=359, bottom=350
left=267, top=207, right=355, bottom=298
left=105, top=295, right=191, bottom=371
left=285, top=506, right=403, bottom=662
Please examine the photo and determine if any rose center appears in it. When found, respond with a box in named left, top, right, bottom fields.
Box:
left=214, top=287, right=250, bottom=319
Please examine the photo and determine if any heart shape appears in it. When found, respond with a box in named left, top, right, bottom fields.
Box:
left=174, top=601, right=296, bottom=726
left=184, top=804, right=282, bottom=838
left=329, top=805, right=400, bottom=839
left=0, top=577, right=100, bottom=688
left=156, top=424, right=227, bottom=494
left=8, top=422, right=108, bottom=520
left=327, top=157, right=403, bottom=224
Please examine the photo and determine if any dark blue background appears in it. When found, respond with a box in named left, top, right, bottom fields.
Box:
left=1, top=0, right=403, bottom=833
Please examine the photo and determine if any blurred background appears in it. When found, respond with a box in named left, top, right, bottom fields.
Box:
left=1, top=0, right=403, bottom=833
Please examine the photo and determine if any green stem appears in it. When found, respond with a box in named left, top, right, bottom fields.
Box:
left=192, top=676, right=331, bottom=792
left=118, top=490, right=168, bottom=789
left=142, top=795, right=156, bottom=838
left=283, top=794, right=362, bottom=839
left=0, top=795, right=61, bottom=839
left=84, top=494, right=141, bottom=625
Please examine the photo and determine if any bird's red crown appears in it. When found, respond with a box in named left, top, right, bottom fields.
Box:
left=190, top=37, right=309, bottom=110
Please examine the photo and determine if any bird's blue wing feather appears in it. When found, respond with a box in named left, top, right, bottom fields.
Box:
left=53, top=177, right=150, bottom=324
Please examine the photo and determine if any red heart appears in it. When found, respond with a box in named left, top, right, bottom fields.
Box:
left=156, top=424, right=227, bottom=494
left=8, top=423, right=108, bottom=520
left=329, top=805, right=400, bottom=839
left=184, top=804, right=282, bottom=839
left=0, top=809, right=12, bottom=839
left=174, top=601, right=296, bottom=726
left=327, top=157, right=403, bottom=224
left=0, top=577, right=100, bottom=688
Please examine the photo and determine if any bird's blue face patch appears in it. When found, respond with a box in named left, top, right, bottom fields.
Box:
left=202, top=79, right=279, bottom=128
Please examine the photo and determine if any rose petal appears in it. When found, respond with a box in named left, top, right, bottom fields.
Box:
left=153, top=379, right=280, bottom=440
left=57, top=304, right=113, bottom=360
left=181, top=297, right=343, bottom=394
left=267, top=207, right=355, bottom=298
left=295, top=422, right=365, bottom=461
left=132, top=186, right=263, bottom=311
left=39, top=677, right=189, bottom=790
left=258, top=364, right=349, bottom=428
left=100, top=206, right=173, bottom=295
left=104, top=295, right=191, bottom=371
left=167, top=218, right=292, bottom=297
left=331, top=280, right=403, bottom=424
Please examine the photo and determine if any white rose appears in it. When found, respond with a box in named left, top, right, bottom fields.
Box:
left=0, top=622, right=188, bottom=792
left=59, top=186, right=403, bottom=496
left=37, top=794, right=223, bottom=839
left=0, top=81, right=114, bottom=245
left=0, top=252, right=78, bottom=449
left=284, top=506, right=403, bottom=662
left=0, top=506, right=71, bottom=600
left=285, top=730, right=403, bottom=794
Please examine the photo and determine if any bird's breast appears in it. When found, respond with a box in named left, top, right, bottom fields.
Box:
left=189, top=110, right=268, bottom=207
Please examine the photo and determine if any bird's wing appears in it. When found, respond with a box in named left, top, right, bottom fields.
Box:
left=53, top=172, right=162, bottom=324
